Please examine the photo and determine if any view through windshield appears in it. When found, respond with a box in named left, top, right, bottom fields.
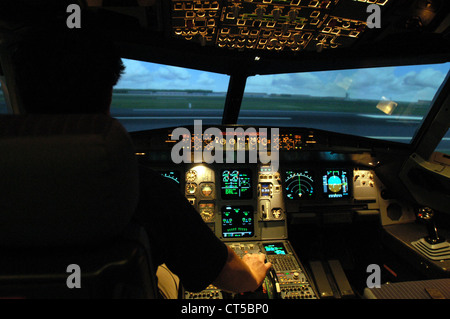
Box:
left=240, top=63, right=450, bottom=145
left=0, top=82, right=7, bottom=114
left=110, top=59, right=450, bottom=150
left=111, top=59, right=229, bottom=131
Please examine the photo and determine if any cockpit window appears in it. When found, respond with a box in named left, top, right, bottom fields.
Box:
left=111, top=59, right=230, bottom=132
left=436, top=128, right=450, bottom=156
left=239, top=63, right=450, bottom=144
left=0, top=82, right=8, bottom=114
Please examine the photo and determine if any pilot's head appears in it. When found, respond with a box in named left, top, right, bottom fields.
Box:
left=11, top=22, right=124, bottom=114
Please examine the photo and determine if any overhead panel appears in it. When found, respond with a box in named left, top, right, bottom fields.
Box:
left=171, top=0, right=390, bottom=52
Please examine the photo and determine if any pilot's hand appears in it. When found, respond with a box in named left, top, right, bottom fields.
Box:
left=242, top=253, right=272, bottom=291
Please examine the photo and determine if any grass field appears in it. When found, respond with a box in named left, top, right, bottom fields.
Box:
left=111, top=94, right=226, bottom=110
left=111, top=93, right=431, bottom=117
left=0, top=90, right=431, bottom=117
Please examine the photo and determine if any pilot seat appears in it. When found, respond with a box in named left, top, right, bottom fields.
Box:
left=0, top=114, right=158, bottom=298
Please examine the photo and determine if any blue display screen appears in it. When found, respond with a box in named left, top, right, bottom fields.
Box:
left=322, top=169, right=350, bottom=199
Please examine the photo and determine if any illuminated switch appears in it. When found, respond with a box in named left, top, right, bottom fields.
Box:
left=211, top=1, right=219, bottom=10
left=310, top=11, right=320, bottom=18
left=250, top=29, right=259, bottom=36
left=174, top=3, right=183, bottom=11
left=241, top=29, right=250, bottom=36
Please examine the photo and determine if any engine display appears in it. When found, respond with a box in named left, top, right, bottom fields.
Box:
left=221, top=169, right=253, bottom=199
left=284, top=170, right=315, bottom=200
left=322, top=169, right=350, bottom=198
left=222, top=206, right=254, bottom=238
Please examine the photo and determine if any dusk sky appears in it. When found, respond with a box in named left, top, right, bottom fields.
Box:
left=116, top=58, right=450, bottom=102
left=115, top=58, right=230, bottom=92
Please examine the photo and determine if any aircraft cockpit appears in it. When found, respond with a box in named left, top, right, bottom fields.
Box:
left=0, top=0, right=450, bottom=306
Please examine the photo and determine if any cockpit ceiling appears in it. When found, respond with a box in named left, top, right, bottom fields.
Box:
left=171, top=0, right=380, bottom=53
left=2, top=0, right=450, bottom=74
left=84, top=0, right=450, bottom=74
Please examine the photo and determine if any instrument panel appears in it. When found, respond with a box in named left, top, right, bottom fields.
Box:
left=157, top=163, right=377, bottom=239
left=133, top=125, right=382, bottom=239
left=155, top=162, right=378, bottom=299
left=171, top=0, right=390, bottom=53
left=185, top=240, right=317, bottom=300
left=131, top=125, right=400, bottom=158
left=165, top=129, right=317, bottom=152
left=133, top=125, right=381, bottom=299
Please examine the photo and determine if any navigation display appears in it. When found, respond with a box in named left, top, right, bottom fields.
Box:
left=284, top=170, right=315, bottom=200
left=221, top=169, right=252, bottom=199
left=322, top=170, right=350, bottom=199
left=222, top=206, right=254, bottom=238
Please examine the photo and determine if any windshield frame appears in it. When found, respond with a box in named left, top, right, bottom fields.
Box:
left=411, top=71, right=450, bottom=160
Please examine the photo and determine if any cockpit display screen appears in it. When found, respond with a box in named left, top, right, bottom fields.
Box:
left=322, top=169, right=350, bottom=199
left=159, top=170, right=181, bottom=187
left=263, top=243, right=287, bottom=255
left=222, top=206, right=254, bottom=238
left=221, top=169, right=252, bottom=199
left=284, top=169, right=315, bottom=200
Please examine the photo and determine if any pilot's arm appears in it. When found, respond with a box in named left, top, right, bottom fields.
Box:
left=135, top=165, right=271, bottom=293
left=213, top=246, right=272, bottom=293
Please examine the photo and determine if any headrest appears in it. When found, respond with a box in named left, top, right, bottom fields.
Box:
left=0, top=114, right=139, bottom=247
